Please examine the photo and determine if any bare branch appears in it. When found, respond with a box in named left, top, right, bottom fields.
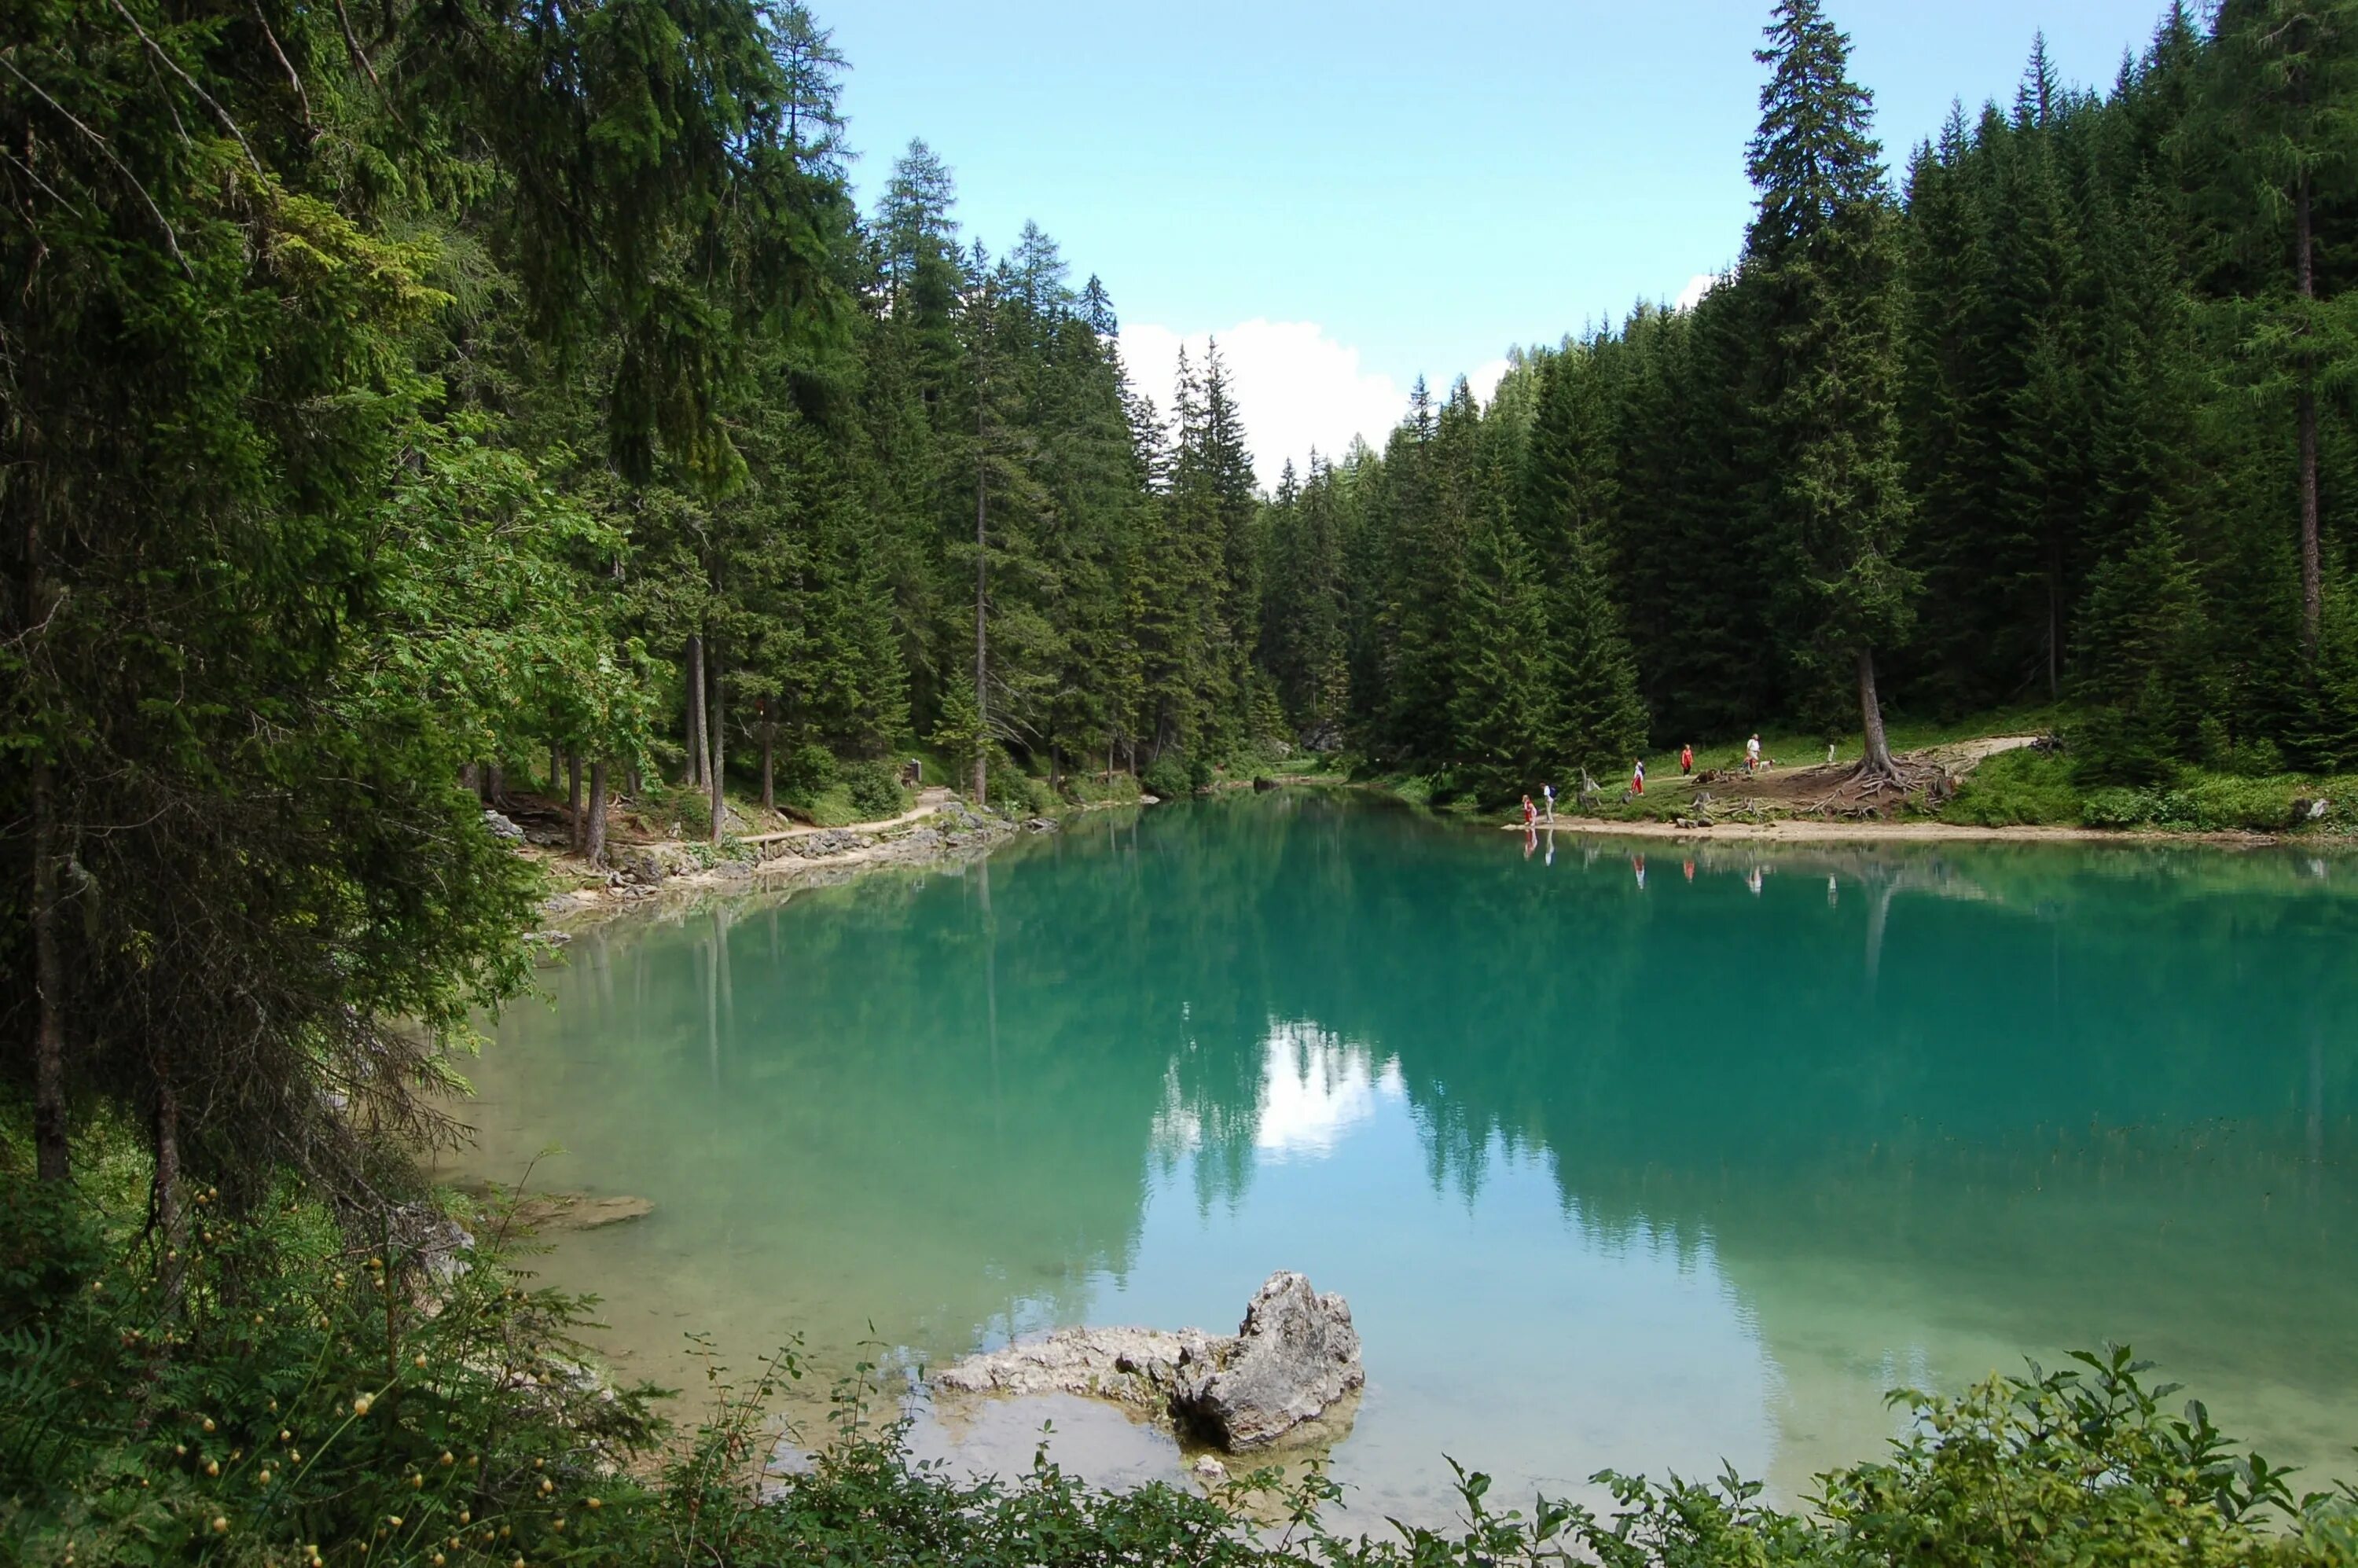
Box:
left=0, top=54, right=190, bottom=274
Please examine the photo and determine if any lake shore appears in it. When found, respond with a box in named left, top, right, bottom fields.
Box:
left=523, top=787, right=1044, bottom=929
left=1507, top=814, right=2290, bottom=846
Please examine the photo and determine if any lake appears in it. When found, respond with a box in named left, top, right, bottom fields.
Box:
left=445, top=792, right=2358, bottom=1523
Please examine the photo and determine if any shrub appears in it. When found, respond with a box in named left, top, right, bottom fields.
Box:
left=2082, top=775, right=2307, bottom=832
left=843, top=759, right=908, bottom=819
left=1140, top=755, right=1192, bottom=800
left=779, top=743, right=837, bottom=800
left=1186, top=755, right=1217, bottom=792
left=1944, top=748, right=2084, bottom=827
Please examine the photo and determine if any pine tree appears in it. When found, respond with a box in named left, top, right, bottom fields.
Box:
left=1448, top=504, right=1555, bottom=802
left=1745, top=0, right=1917, bottom=774
left=2074, top=513, right=2215, bottom=783
left=2197, top=0, right=2358, bottom=659
left=1552, top=527, right=1652, bottom=778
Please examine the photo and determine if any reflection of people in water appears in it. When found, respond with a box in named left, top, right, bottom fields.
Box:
left=1747, top=865, right=1764, bottom=896
left=1523, top=826, right=1537, bottom=859
left=1683, top=859, right=1695, bottom=882
left=1544, top=832, right=1555, bottom=867
left=1633, top=854, right=1647, bottom=890
left=1827, top=875, right=1838, bottom=906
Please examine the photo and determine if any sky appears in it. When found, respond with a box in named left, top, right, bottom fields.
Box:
left=825, top=1, right=2190, bottom=486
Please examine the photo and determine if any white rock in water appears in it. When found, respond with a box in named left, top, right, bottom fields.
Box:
left=1173, top=1272, right=1363, bottom=1451
left=931, top=1270, right=1362, bottom=1452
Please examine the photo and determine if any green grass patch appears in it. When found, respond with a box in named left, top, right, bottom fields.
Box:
left=1942, top=747, right=2084, bottom=827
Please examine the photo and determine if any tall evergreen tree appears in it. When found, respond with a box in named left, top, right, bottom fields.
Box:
left=1745, top=0, right=1918, bottom=773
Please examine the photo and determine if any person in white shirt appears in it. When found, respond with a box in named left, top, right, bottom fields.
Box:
left=1746, top=734, right=1762, bottom=773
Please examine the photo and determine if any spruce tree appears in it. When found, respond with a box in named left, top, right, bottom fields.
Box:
left=1448, top=505, right=1555, bottom=802
left=1745, top=0, right=1917, bottom=775
left=2074, top=514, right=2215, bottom=783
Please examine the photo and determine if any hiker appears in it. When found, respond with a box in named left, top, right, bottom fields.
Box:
left=1542, top=782, right=1555, bottom=823
left=1746, top=734, right=1762, bottom=773
left=1522, top=793, right=1537, bottom=826
left=1630, top=758, right=1646, bottom=795
left=1826, top=743, right=1836, bottom=766
left=1680, top=744, right=1693, bottom=776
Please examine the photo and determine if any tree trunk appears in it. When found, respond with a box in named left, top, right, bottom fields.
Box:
left=2046, top=542, right=2062, bottom=703
left=2298, top=167, right=2321, bottom=659
left=686, top=633, right=707, bottom=788
left=31, top=759, right=70, bottom=1181
left=975, top=388, right=990, bottom=806
left=550, top=742, right=563, bottom=796
left=760, top=706, right=775, bottom=812
left=586, top=761, right=608, bottom=868
left=1857, top=647, right=1897, bottom=777
left=707, top=644, right=725, bottom=845
left=567, top=751, right=584, bottom=854
left=486, top=762, right=505, bottom=806
left=152, top=1065, right=187, bottom=1314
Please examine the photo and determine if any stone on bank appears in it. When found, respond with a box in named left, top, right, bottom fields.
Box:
left=933, top=1270, right=1361, bottom=1452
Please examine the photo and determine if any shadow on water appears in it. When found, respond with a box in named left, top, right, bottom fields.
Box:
left=445, top=793, right=2358, bottom=1519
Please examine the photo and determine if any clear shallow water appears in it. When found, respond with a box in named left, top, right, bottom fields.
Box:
left=446, top=795, right=2358, bottom=1522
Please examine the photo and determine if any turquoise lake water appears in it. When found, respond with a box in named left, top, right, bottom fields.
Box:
left=447, top=793, right=2358, bottom=1522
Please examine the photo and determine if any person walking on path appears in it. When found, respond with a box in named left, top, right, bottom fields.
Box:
left=1542, top=782, right=1555, bottom=823
left=1630, top=758, right=1646, bottom=795
left=1680, top=744, right=1693, bottom=776
left=1746, top=734, right=1762, bottom=774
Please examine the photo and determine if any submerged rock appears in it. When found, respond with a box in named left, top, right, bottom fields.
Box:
left=934, top=1325, right=1221, bottom=1412
left=932, top=1270, right=1361, bottom=1452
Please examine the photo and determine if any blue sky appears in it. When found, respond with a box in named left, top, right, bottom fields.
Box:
left=825, top=0, right=2187, bottom=483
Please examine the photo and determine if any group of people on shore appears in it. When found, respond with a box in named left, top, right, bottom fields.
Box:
left=1519, top=733, right=1767, bottom=824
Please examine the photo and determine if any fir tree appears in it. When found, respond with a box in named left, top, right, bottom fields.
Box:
left=1448, top=505, right=1555, bottom=802
left=1745, top=0, right=1917, bottom=774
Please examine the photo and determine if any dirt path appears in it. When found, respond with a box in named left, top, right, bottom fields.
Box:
left=734, top=787, right=958, bottom=846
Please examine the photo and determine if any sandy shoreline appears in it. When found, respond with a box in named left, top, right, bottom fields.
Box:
left=1500, top=815, right=2286, bottom=846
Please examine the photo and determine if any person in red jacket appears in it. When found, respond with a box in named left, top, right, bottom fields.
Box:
left=1630, top=759, right=1646, bottom=795
left=1680, top=744, right=1694, bottom=775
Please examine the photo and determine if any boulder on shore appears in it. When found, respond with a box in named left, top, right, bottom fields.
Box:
left=931, top=1270, right=1361, bottom=1452
left=1174, top=1271, right=1363, bottom=1450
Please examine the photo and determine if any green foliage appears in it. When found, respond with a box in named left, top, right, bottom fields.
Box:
left=1142, top=755, right=1196, bottom=800
left=780, top=744, right=839, bottom=801
left=1448, top=508, right=1556, bottom=804
left=2081, top=773, right=2319, bottom=832
left=843, top=761, right=909, bottom=820
left=0, top=1144, right=668, bottom=1568
left=1942, top=748, right=2085, bottom=826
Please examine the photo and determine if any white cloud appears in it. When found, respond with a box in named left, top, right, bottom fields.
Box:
left=1120, top=319, right=1426, bottom=491
left=1676, top=272, right=1718, bottom=312
left=1463, top=356, right=1515, bottom=407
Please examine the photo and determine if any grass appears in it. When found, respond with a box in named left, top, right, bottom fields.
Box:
left=1941, top=747, right=2084, bottom=827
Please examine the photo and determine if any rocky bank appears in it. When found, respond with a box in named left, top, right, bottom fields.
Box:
left=933, top=1271, right=1364, bottom=1452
